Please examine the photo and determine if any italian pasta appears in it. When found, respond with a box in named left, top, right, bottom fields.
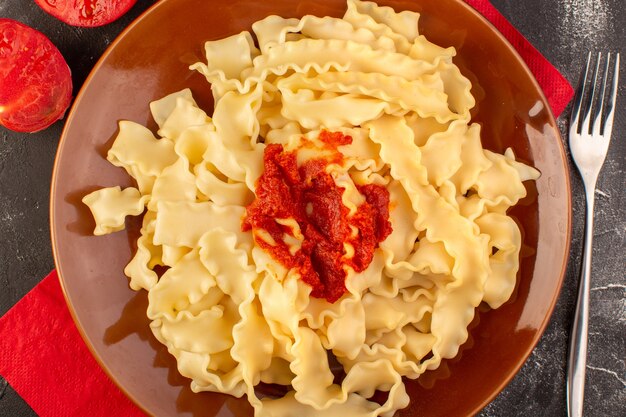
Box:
left=83, top=0, right=540, bottom=416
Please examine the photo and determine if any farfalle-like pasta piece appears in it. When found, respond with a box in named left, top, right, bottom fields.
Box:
left=254, top=38, right=439, bottom=81
left=475, top=150, right=531, bottom=207
left=344, top=0, right=417, bottom=55
left=346, top=0, right=419, bottom=42
left=124, top=211, right=159, bottom=291
left=195, top=162, right=254, bottom=207
left=82, top=186, right=148, bottom=235
left=147, top=249, right=218, bottom=319
left=153, top=201, right=245, bottom=248
left=475, top=212, right=523, bottom=308
left=252, top=15, right=395, bottom=55
left=107, top=121, right=177, bottom=178
left=148, top=157, right=196, bottom=211
left=419, top=120, right=467, bottom=186
left=158, top=97, right=213, bottom=141
left=277, top=71, right=457, bottom=125
left=150, top=88, right=197, bottom=128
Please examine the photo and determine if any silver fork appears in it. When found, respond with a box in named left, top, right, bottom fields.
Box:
left=567, top=52, right=620, bottom=417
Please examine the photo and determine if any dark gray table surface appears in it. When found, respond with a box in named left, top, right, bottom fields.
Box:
left=0, top=0, right=624, bottom=416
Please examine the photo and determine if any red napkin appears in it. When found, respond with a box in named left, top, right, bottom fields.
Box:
left=0, top=271, right=145, bottom=417
left=0, top=2, right=574, bottom=416
left=465, top=0, right=574, bottom=116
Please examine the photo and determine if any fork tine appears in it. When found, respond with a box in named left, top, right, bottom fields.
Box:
left=581, top=53, right=601, bottom=135
left=592, top=53, right=611, bottom=137
left=570, top=52, right=592, bottom=135
left=602, top=53, right=620, bottom=137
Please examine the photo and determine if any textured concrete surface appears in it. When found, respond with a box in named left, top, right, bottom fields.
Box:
left=0, top=0, right=624, bottom=416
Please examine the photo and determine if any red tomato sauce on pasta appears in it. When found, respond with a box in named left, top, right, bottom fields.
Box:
left=242, top=131, right=392, bottom=303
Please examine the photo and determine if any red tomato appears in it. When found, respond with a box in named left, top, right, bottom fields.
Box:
left=34, top=0, right=139, bottom=28
left=0, top=19, right=73, bottom=133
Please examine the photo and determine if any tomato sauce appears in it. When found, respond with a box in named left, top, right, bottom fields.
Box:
left=242, top=131, right=392, bottom=303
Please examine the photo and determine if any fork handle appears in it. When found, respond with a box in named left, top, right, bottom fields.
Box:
left=567, top=184, right=596, bottom=417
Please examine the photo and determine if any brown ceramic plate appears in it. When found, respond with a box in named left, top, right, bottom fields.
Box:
left=50, top=0, right=571, bottom=415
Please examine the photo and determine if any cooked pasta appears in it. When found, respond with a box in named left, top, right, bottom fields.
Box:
left=83, top=1, right=540, bottom=415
